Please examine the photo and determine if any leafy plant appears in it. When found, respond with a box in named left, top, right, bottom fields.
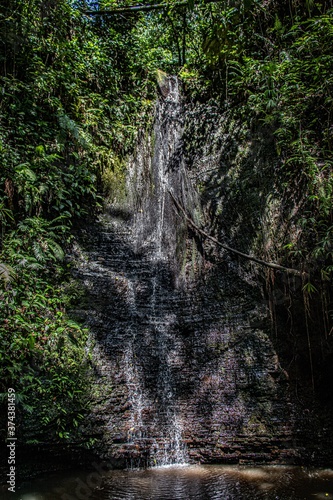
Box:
left=0, top=263, right=15, bottom=285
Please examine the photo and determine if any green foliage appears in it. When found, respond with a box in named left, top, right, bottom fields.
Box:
left=0, top=275, right=91, bottom=441
left=0, top=263, right=15, bottom=284
left=182, top=2, right=333, bottom=277
left=0, top=0, right=154, bottom=221
left=5, top=216, right=69, bottom=266
left=101, top=156, right=127, bottom=204
left=0, top=211, right=91, bottom=442
left=303, top=281, right=318, bottom=295
left=0, top=0, right=160, bottom=447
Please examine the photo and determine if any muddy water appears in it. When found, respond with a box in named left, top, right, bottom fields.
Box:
left=2, top=465, right=333, bottom=500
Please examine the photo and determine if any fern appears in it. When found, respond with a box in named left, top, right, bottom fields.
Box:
left=16, top=256, right=43, bottom=271
left=0, top=262, right=15, bottom=284
left=47, top=240, right=65, bottom=262
left=33, top=241, right=46, bottom=263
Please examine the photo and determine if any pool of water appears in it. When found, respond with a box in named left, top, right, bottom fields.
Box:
left=2, top=464, right=333, bottom=500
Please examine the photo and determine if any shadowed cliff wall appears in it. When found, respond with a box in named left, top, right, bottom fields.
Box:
left=71, top=81, right=333, bottom=467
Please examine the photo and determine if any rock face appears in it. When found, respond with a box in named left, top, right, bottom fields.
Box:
left=72, top=78, right=332, bottom=467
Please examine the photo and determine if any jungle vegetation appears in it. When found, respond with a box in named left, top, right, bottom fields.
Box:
left=0, top=0, right=332, bottom=445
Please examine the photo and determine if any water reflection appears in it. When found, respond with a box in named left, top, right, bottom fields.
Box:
left=2, top=465, right=333, bottom=500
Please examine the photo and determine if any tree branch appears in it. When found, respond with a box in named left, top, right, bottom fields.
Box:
left=84, top=0, right=220, bottom=16
left=169, top=190, right=306, bottom=276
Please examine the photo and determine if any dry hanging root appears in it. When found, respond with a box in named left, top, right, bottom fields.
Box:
left=169, top=190, right=307, bottom=277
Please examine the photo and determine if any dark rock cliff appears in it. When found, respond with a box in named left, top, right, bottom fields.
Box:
left=71, top=79, right=333, bottom=468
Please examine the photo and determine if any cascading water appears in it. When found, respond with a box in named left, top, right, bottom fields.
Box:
left=74, top=76, right=190, bottom=468
left=124, top=76, right=188, bottom=466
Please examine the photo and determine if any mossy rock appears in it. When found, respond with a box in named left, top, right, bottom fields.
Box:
left=156, top=69, right=170, bottom=98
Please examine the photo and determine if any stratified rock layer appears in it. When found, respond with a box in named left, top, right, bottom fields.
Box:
left=72, top=79, right=332, bottom=467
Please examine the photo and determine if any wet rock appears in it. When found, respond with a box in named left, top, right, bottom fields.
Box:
left=113, top=434, right=127, bottom=443
left=71, top=78, right=333, bottom=469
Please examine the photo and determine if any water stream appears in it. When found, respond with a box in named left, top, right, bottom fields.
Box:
left=125, top=76, right=188, bottom=466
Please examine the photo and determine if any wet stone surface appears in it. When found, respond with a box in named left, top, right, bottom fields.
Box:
left=71, top=79, right=329, bottom=468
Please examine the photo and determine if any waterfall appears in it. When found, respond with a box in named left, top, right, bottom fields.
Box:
left=74, top=75, right=296, bottom=470
left=123, top=76, right=188, bottom=466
